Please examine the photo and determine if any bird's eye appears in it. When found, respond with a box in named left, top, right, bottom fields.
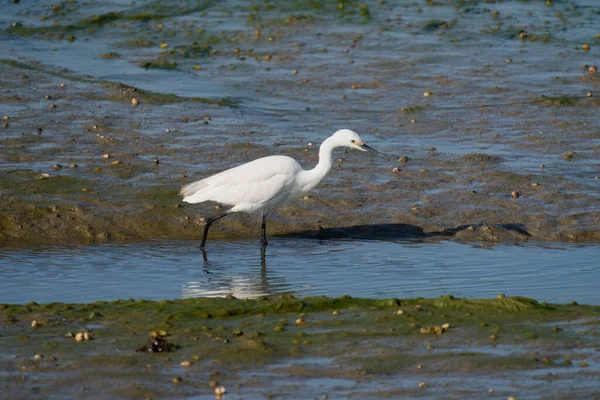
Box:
left=351, top=140, right=355, bottom=143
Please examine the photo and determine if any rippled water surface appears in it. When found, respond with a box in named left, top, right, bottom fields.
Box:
left=1, top=239, right=598, bottom=305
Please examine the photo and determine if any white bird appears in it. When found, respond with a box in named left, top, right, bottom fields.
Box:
left=181, top=128, right=388, bottom=248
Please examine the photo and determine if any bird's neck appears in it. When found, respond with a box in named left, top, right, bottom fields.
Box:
left=297, top=137, right=336, bottom=192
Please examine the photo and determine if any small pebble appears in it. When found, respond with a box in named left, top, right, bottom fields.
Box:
left=52, top=164, right=62, bottom=170
left=332, top=310, right=340, bottom=316
left=489, top=388, right=495, bottom=393
left=37, top=128, right=43, bottom=135
left=59, top=83, right=65, bottom=88
left=508, top=396, right=517, bottom=400
left=396, top=309, right=405, bottom=315
left=31, top=320, right=41, bottom=328
left=582, top=43, right=590, bottom=52
left=215, top=386, right=227, bottom=396
left=111, top=160, right=121, bottom=165
left=34, top=354, right=43, bottom=361
left=295, top=318, right=306, bottom=325
left=511, top=191, right=520, bottom=198
left=83, top=331, right=91, bottom=341
left=75, top=332, right=84, bottom=342
left=292, top=69, right=297, bottom=75
left=153, top=158, right=160, bottom=165
left=423, top=91, right=432, bottom=97
left=590, top=65, right=597, bottom=73
left=497, top=293, right=506, bottom=299
left=180, top=360, right=192, bottom=367
left=415, top=305, right=422, bottom=311
left=172, top=376, right=182, bottom=384
left=392, top=167, right=400, bottom=174
left=418, top=382, right=425, bottom=388
left=103, top=153, right=110, bottom=159
left=131, top=98, right=139, bottom=106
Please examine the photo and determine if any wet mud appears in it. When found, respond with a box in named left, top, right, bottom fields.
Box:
left=0, top=52, right=598, bottom=246
left=1, top=0, right=599, bottom=246
left=1, top=295, right=599, bottom=399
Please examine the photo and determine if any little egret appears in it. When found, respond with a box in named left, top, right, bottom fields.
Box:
left=181, top=129, right=389, bottom=248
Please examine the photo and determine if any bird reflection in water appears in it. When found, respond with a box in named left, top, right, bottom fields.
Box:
left=183, top=246, right=285, bottom=299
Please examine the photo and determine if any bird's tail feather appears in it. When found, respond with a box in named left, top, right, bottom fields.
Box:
left=180, top=179, right=208, bottom=197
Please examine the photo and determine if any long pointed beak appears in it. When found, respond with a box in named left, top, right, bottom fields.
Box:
left=360, top=143, right=390, bottom=161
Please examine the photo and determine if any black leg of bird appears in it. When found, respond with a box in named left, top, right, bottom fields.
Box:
left=200, top=212, right=229, bottom=248
left=261, top=214, right=268, bottom=247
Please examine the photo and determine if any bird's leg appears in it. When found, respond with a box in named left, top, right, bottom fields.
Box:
left=200, top=212, right=229, bottom=248
left=260, top=244, right=266, bottom=267
left=260, top=213, right=268, bottom=247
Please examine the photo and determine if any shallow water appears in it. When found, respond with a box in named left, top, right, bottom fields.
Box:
left=1, top=239, right=598, bottom=305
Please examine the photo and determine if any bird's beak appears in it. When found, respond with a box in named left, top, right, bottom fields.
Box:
left=357, top=142, right=390, bottom=161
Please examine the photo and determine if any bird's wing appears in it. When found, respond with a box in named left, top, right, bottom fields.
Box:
left=181, top=156, right=300, bottom=207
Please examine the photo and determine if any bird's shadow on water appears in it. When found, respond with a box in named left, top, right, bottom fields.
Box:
left=277, top=223, right=447, bottom=241
left=197, top=222, right=531, bottom=264
left=276, top=222, right=531, bottom=242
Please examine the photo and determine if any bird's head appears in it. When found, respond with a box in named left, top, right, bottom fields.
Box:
left=332, top=129, right=390, bottom=160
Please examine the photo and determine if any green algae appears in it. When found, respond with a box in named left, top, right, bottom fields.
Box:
left=1, top=295, right=597, bottom=384
left=422, top=19, right=456, bottom=32
left=138, top=60, right=178, bottom=70
left=536, top=94, right=580, bottom=107
left=99, top=52, right=121, bottom=60
left=115, top=38, right=155, bottom=48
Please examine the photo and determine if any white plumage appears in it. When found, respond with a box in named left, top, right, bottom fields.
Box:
left=181, top=156, right=303, bottom=214
left=181, top=129, right=388, bottom=248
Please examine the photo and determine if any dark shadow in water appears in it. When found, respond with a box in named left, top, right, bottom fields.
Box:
left=278, top=223, right=450, bottom=241
left=277, top=222, right=531, bottom=242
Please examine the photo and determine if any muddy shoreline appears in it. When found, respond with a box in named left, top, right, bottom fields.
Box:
left=1, top=295, right=599, bottom=399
